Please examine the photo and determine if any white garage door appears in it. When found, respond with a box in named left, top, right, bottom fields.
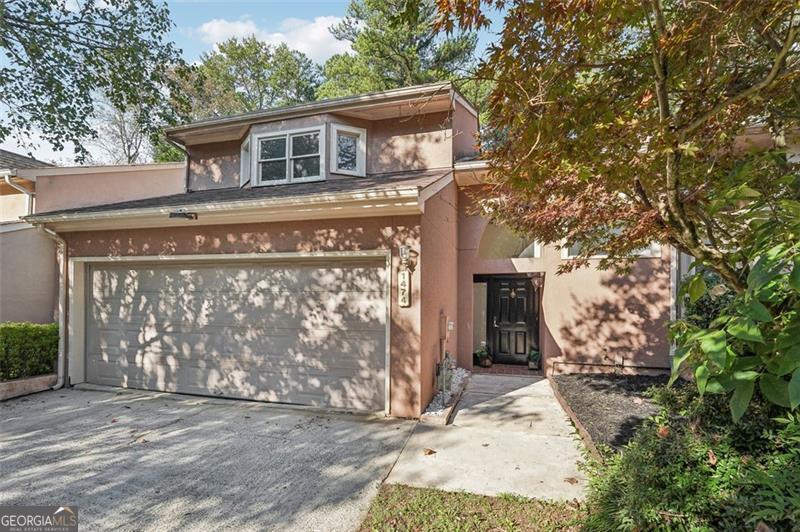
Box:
left=85, top=258, right=388, bottom=411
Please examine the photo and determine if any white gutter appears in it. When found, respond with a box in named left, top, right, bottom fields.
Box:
left=25, top=184, right=423, bottom=225
left=37, top=226, right=67, bottom=390
left=3, top=169, right=35, bottom=215
left=453, top=159, right=489, bottom=171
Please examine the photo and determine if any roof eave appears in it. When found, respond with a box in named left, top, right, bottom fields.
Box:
left=454, top=160, right=490, bottom=186
left=165, top=82, right=457, bottom=144
left=25, top=186, right=424, bottom=232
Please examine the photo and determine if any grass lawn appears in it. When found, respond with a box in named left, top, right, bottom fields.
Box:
left=359, top=484, right=583, bottom=531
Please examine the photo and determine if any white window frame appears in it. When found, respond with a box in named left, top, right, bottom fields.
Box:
left=239, top=136, right=251, bottom=188
left=330, top=123, right=367, bottom=177
left=560, top=240, right=662, bottom=260
left=251, top=125, right=326, bottom=186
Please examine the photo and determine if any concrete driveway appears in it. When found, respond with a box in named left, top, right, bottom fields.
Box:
left=0, top=387, right=414, bottom=531
left=386, top=374, right=587, bottom=500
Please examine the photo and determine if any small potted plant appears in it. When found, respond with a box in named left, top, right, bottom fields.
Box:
left=474, top=344, right=492, bottom=368
left=528, top=349, right=541, bottom=370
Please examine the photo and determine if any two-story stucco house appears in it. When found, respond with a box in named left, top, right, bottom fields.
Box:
left=23, top=82, right=673, bottom=418
left=0, top=149, right=58, bottom=324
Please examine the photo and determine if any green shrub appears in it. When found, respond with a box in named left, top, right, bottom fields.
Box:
left=681, top=269, right=735, bottom=329
left=0, top=322, right=59, bottom=381
left=583, top=385, right=800, bottom=531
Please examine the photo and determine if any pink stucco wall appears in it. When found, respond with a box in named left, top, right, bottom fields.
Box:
left=34, top=165, right=185, bottom=213
left=456, top=187, right=672, bottom=373
left=188, top=140, right=242, bottom=190
left=0, top=226, right=57, bottom=323
left=419, top=181, right=459, bottom=408
left=451, top=101, right=479, bottom=161
left=61, top=215, right=426, bottom=418
left=0, top=194, right=27, bottom=223
left=368, top=112, right=452, bottom=175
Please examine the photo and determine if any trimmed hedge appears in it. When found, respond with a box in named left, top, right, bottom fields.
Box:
left=0, top=322, right=59, bottom=381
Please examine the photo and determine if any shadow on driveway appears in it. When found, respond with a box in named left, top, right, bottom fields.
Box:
left=0, top=388, right=414, bottom=531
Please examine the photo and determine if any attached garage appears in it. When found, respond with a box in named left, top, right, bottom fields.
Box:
left=79, top=255, right=389, bottom=412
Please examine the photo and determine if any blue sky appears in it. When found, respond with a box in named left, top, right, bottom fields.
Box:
left=2, top=0, right=502, bottom=163
left=168, top=0, right=502, bottom=64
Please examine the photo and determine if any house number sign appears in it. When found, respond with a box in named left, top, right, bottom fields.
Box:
left=398, top=269, right=411, bottom=307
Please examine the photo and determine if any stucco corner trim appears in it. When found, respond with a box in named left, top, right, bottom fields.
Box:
left=418, top=171, right=454, bottom=212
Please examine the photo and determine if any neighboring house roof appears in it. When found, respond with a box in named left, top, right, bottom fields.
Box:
left=0, top=149, right=54, bottom=170
left=25, top=169, right=452, bottom=230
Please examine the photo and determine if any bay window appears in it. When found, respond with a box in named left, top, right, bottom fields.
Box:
left=253, top=126, right=324, bottom=186
left=245, top=122, right=366, bottom=186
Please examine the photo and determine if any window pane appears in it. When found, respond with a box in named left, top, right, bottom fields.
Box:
left=568, top=242, right=583, bottom=257
left=260, top=160, right=286, bottom=181
left=337, top=132, right=358, bottom=171
left=292, top=133, right=319, bottom=156
left=260, top=137, right=285, bottom=160
left=292, top=156, right=320, bottom=178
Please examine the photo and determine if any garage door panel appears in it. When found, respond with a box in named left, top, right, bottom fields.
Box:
left=86, top=260, right=388, bottom=411
left=87, top=357, right=384, bottom=410
left=88, top=328, right=386, bottom=359
left=90, top=295, right=387, bottom=331
left=92, top=264, right=386, bottom=292
left=87, top=332, right=386, bottom=370
left=88, top=353, right=385, bottom=383
left=89, top=309, right=387, bottom=333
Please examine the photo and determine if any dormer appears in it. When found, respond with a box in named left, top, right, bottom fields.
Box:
left=166, top=82, right=479, bottom=192
left=239, top=118, right=368, bottom=188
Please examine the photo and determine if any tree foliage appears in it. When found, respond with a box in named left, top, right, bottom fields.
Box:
left=0, top=0, right=187, bottom=161
left=88, top=98, right=151, bottom=164
left=433, top=1, right=800, bottom=417
left=317, top=0, right=477, bottom=98
left=183, top=37, right=320, bottom=120
left=434, top=1, right=799, bottom=283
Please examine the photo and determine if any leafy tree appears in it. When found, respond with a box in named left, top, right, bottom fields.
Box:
left=88, top=98, right=152, bottom=164
left=0, top=0, right=187, bottom=161
left=430, top=1, right=800, bottom=418
left=185, top=37, right=320, bottom=120
left=151, top=135, right=185, bottom=163
left=317, top=0, right=477, bottom=98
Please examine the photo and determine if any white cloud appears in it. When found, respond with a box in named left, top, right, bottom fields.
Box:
left=196, top=16, right=350, bottom=64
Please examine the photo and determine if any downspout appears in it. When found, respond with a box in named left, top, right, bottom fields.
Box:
left=37, top=226, right=68, bottom=390
left=164, top=137, right=190, bottom=193
left=3, top=170, right=35, bottom=215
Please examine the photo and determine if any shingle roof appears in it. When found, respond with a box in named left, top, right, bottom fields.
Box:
left=0, top=149, right=54, bottom=170
left=27, top=168, right=451, bottom=220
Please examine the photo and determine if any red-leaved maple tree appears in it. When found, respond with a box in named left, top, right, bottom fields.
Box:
left=434, top=1, right=799, bottom=291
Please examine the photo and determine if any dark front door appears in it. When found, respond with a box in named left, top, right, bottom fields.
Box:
left=488, top=277, right=538, bottom=364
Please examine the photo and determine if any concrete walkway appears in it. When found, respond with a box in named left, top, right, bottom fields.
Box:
left=386, top=374, right=587, bottom=500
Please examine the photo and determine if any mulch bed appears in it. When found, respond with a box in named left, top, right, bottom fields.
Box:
left=552, top=373, right=669, bottom=451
